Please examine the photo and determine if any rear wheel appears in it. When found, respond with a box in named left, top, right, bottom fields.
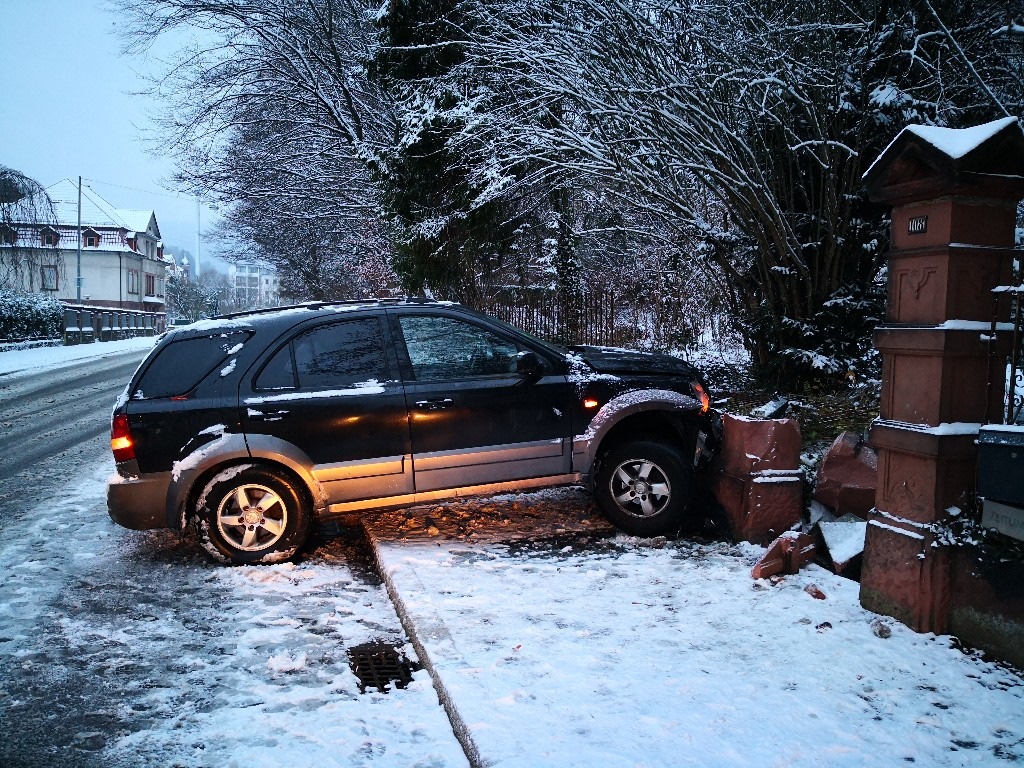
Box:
left=196, top=465, right=310, bottom=564
left=595, top=440, right=693, bottom=536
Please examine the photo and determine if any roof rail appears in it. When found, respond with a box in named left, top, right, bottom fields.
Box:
left=212, top=296, right=440, bottom=320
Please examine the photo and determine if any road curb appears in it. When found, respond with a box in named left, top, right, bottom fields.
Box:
left=363, top=526, right=487, bottom=768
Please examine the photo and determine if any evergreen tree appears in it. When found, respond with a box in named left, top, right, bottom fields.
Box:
left=373, top=0, right=518, bottom=302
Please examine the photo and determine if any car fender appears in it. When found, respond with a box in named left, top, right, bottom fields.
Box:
left=571, top=389, right=702, bottom=475
left=164, top=431, right=325, bottom=529
left=242, top=433, right=329, bottom=510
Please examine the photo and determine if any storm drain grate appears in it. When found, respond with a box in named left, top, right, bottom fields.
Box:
left=347, top=641, right=420, bottom=693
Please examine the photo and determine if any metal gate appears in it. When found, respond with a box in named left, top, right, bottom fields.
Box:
left=991, top=285, right=1024, bottom=425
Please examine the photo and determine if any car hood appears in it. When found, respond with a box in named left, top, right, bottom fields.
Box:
left=568, top=345, right=699, bottom=377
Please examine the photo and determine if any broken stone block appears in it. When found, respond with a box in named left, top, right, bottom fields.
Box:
left=751, top=396, right=789, bottom=419
left=712, top=469, right=804, bottom=545
left=814, top=431, right=877, bottom=520
left=808, top=500, right=833, bottom=526
left=751, top=531, right=817, bottom=579
left=804, top=584, right=827, bottom=600
left=814, top=514, right=868, bottom=580
left=712, top=414, right=804, bottom=544
left=716, top=414, right=803, bottom=477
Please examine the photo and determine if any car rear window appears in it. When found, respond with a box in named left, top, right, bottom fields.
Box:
left=133, top=331, right=250, bottom=399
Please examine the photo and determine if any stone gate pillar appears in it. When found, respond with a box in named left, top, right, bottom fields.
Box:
left=860, top=117, right=1024, bottom=632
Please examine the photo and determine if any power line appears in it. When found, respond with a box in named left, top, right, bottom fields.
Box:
left=81, top=176, right=190, bottom=201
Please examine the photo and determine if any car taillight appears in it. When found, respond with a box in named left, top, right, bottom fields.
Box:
left=111, top=413, right=136, bottom=462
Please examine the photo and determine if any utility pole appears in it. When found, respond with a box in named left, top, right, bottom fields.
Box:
left=195, top=197, right=201, bottom=278
left=76, top=176, right=82, bottom=303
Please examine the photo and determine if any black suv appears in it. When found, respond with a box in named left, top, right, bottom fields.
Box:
left=108, top=299, right=718, bottom=564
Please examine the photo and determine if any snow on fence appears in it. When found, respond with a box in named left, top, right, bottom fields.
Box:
left=60, top=303, right=166, bottom=346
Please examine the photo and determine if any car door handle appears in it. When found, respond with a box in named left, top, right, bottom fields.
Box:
left=248, top=408, right=290, bottom=421
left=414, top=399, right=454, bottom=411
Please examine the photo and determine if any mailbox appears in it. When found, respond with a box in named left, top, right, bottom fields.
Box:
left=979, top=425, right=1024, bottom=541
left=978, top=426, right=1024, bottom=505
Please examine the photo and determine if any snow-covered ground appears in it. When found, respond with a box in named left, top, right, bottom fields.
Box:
left=0, top=336, right=156, bottom=379
left=366, top=498, right=1024, bottom=767
left=1, top=459, right=469, bottom=768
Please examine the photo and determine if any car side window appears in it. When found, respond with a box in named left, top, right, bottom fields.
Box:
left=398, top=315, right=522, bottom=380
left=254, top=343, right=295, bottom=390
left=255, top=318, right=386, bottom=390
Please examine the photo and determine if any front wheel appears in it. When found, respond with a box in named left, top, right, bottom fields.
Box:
left=594, top=440, right=693, bottom=537
left=196, top=465, right=310, bottom=564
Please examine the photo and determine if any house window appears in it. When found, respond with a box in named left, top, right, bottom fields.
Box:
left=0, top=225, right=15, bottom=245
left=127, top=269, right=139, bottom=295
left=145, top=273, right=156, bottom=296
left=41, top=228, right=59, bottom=246
left=41, top=265, right=59, bottom=291
left=85, top=233, right=99, bottom=247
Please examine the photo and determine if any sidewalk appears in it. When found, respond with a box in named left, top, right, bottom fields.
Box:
left=364, top=490, right=1024, bottom=768
left=0, top=336, right=156, bottom=378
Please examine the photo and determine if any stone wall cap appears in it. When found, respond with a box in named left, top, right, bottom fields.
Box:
left=864, top=117, right=1024, bottom=202
left=874, top=418, right=982, bottom=435
left=875, top=322, right=1013, bottom=330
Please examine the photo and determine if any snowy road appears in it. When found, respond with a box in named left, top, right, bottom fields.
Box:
left=0, top=347, right=145, bottom=525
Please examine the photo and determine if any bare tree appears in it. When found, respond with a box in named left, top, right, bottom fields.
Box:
left=0, top=165, right=63, bottom=293
left=459, top=0, right=1024, bottom=384
left=118, top=0, right=395, bottom=298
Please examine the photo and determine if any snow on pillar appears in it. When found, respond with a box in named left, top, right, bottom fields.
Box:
left=860, top=117, right=1024, bottom=632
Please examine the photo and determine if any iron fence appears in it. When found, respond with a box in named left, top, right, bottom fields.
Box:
left=991, top=285, right=1024, bottom=424
left=478, top=288, right=617, bottom=347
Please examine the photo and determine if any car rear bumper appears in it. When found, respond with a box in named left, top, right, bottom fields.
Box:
left=107, top=471, right=171, bottom=530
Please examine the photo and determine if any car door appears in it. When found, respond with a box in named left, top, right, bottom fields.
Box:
left=239, top=315, right=413, bottom=504
left=388, top=309, right=572, bottom=493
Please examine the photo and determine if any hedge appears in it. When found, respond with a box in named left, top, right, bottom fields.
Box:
left=0, top=289, right=63, bottom=341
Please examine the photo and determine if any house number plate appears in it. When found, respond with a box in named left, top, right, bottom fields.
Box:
left=908, top=215, right=928, bottom=235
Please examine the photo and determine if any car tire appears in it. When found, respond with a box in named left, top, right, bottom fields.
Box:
left=195, top=465, right=310, bottom=565
left=595, top=440, right=693, bottom=536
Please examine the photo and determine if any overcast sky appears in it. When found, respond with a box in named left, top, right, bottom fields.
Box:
left=0, top=0, right=221, bottom=270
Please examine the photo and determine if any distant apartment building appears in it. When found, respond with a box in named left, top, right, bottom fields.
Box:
left=0, top=179, right=168, bottom=313
left=228, top=261, right=281, bottom=309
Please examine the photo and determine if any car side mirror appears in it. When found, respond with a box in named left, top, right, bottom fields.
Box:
left=516, top=351, right=542, bottom=380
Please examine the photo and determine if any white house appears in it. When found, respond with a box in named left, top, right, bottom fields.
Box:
left=0, top=179, right=168, bottom=313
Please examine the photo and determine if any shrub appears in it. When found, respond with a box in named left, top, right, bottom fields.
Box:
left=0, top=289, right=63, bottom=341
